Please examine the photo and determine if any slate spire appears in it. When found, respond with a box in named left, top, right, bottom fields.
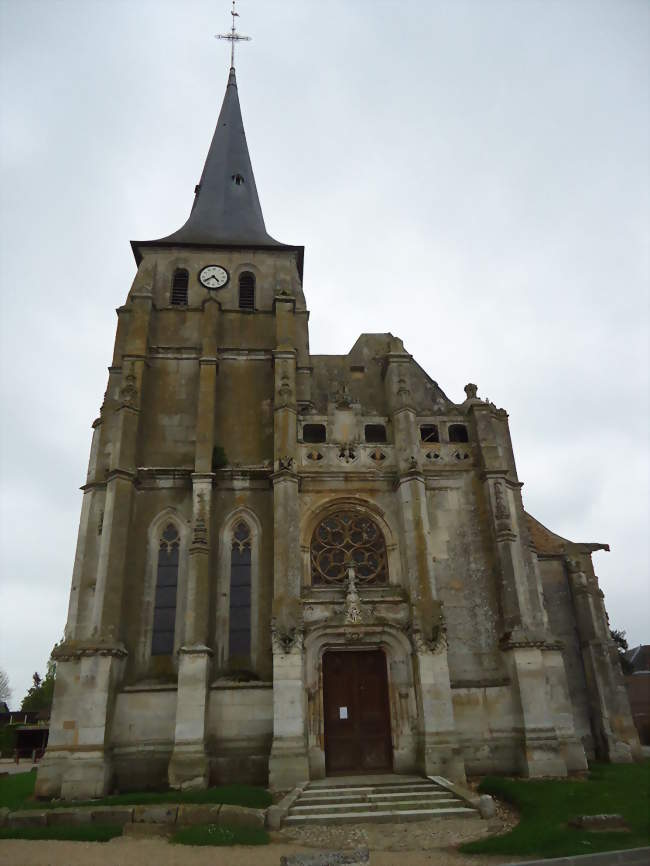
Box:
left=157, top=66, right=283, bottom=247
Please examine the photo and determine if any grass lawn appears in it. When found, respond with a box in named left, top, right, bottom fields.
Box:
left=0, top=768, right=271, bottom=811
left=172, top=823, right=269, bottom=846
left=461, top=760, right=650, bottom=859
left=0, top=825, right=122, bottom=842
left=0, top=770, right=37, bottom=811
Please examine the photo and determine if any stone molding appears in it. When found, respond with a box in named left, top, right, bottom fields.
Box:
left=177, top=643, right=213, bottom=657
left=52, top=640, right=128, bottom=662
left=106, top=468, right=137, bottom=484
left=500, top=636, right=564, bottom=652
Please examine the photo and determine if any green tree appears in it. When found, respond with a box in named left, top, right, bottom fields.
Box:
left=20, top=659, right=56, bottom=714
left=611, top=628, right=634, bottom=675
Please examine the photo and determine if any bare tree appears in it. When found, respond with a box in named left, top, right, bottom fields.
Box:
left=0, top=668, right=11, bottom=706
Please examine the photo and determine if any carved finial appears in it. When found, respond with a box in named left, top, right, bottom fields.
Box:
left=464, top=383, right=478, bottom=400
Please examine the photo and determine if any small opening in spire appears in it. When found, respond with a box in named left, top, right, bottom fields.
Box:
left=232, top=173, right=245, bottom=186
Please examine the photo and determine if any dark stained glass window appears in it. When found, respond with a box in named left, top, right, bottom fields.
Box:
left=229, top=521, right=252, bottom=658
left=152, top=523, right=179, bottom=655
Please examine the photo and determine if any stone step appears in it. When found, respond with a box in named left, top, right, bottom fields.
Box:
left=291, top=797, right=461, bottom=815
left=296, top=791, right=458, bottom=810
left=300, top=781, right=436, bottom=796
left=299, top=788, right=451, bottom=804
left=307, top=774, right=425, bottom=788
left=284, top=806, right=477, bottom=825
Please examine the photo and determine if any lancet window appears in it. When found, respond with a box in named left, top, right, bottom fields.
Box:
left=310, top=511, right=388, bottom=585
left=229, top=521, right=252, bottom=658
left=151, top=523, right=180, bottom=655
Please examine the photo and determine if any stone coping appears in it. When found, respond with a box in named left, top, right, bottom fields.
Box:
left=121, top=680, right=273, bottom=692
left=210, top=680, right=273, bottom=689
left=1, top=802, right=266, bottom=830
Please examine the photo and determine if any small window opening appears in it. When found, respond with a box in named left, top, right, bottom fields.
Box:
left=238, top=271, right=255, bottom=310
left=449, top=424, right=469, bottom=443
left=365, top=424, right=387, bottom=443
left=232, top=173, right=245, bottom=186
left=170, top=268, right=189, bottom=306
left=420, top=425, right=439, bottom=443
left=303, top=424, right=326, bottom=443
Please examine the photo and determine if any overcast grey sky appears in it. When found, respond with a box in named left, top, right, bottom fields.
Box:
left=0, top=0, right=648, bottom=706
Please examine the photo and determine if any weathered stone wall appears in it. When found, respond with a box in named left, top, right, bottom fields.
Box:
left=539, top=556, right=595, bottom=755
left=427, top=477, right=503, bottom=684
left=207, top=683, right=273, bottom=783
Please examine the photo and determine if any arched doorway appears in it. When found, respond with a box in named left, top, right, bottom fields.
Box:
left=322, top=648, right=393, bottom=774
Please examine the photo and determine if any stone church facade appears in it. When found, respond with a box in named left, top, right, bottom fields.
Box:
left=36, top=66, right=640, bottom=800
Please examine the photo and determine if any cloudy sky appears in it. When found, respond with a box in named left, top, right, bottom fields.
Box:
left=0, top=0, right=648, bottom=706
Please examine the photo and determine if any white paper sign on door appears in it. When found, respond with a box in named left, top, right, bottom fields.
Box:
left=339, top=706, right=348, bottom=719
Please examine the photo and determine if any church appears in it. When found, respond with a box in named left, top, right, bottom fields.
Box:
left=36, top=43, right=640, bottom=800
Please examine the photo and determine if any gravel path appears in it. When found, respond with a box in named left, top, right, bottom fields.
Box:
left=0, top=802, right=525, bottom=865
left=0, top=837, right=525, bottom=866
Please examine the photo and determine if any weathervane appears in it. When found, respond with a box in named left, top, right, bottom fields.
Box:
left=216, top=0, right=251, bottom=69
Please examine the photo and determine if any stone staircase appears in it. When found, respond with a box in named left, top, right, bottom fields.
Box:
left=283, top=775, right=478, bottom=825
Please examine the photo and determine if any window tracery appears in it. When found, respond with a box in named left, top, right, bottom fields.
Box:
left=310, top=511, right=388, bottom=585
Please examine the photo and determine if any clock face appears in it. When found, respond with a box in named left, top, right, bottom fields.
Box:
left=199, top=265, right=229, bottom=289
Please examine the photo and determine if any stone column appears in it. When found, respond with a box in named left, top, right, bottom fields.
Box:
left=568, top=557, right=641, bottom=762
left=37, top=280, right=153, bottom=799
left=468, top=392, right=569, bottom=776
left=169, top=300, right=218, bottom=790
left=384, top=340, right=465, bottom=781
left=63, top=416, right=103, bottom=641
left=268, top=301, right=310, bottom=789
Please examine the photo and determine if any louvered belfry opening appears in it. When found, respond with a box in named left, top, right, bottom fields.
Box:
left=171, top=268, right=189, bottom=305
left=238, top=271, right=255, bottom=310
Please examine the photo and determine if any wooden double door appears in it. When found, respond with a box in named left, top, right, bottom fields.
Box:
left=322, top=650, right=393, bottom=774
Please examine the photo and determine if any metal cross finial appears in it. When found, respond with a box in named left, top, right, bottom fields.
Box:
left=216, top=0, right=251, bottom=69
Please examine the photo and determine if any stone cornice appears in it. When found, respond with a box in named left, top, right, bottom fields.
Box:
left=450, top=677, right=511, bottom=689
left=106, top=468, right=137, bottom=484
left=178, top=644, right=213, bottom=657
left=80, top=480, right=107, bottom=492
left=52, top=640, right=128, bottom=662
left=272, top=347, right=297, bottom=360
left=500, top=637, right=564, bottom=652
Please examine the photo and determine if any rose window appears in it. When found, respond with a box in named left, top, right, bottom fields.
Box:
left=310, top=511, right=388, bottom=585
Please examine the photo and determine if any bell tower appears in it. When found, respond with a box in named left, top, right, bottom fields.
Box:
left=37, top=7, right=308, bottom=797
